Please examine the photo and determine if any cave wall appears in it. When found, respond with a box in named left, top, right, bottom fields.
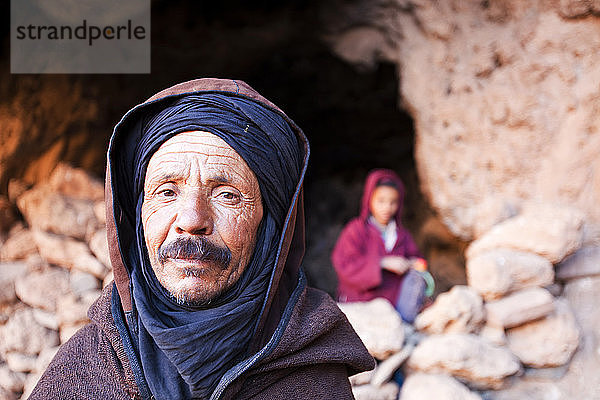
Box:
left=324, top=0, right=600, bottom=240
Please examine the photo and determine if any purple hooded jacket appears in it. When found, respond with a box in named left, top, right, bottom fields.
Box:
left=331, top=169, right=421, bottom=303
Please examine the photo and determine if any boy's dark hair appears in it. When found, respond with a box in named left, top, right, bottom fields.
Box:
left=376, top=178, right=398, bottom=189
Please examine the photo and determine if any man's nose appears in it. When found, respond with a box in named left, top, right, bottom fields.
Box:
left=174, top=193, right=213, bottom=236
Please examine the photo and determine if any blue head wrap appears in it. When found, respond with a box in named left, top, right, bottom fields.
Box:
left=118, top=93, right=302, bottom=399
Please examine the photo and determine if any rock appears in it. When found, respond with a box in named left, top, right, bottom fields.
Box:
left=32, top=309, right=59, bottom=331
left=14, top=268, right=70, bottom=312
left=17, top=186, right=100, bottom=241
left=371, top=343, right=414, bottom=387
left=21, top=371, right=42, bottom=400
left=338, top=299, right=405, bottom=360
left=56, top=291, right=99, bottom=327
left=471, top=198, right=520, bottom=239
left=59, top=322, right=87, bottom=344
left=507, top=300, right=580, bottom=368
left=0, top=229, right=37, bottom=261
left=24, top=254, right=48, bottom=271
left=485, top=287, right=555, bottom=329
left=350, top=370, right=374, bottom=386
left=8, top=180, right=30, bottom=205
left=556, top=246, right=600, bottom=281
left=415, top=285, right=485, bottom=334
left=552, top=276, right=600, bottom=398
left=69, top=270, right=100, bottom=296
left=0, top=308, right=59, bottom=356
left=467, top=249, right=554, bottom=301
left=34, top=346, right=59, bottom=374
left=47, top=163, right=104, bottom=202
left=32, top=230, right=108, bottom=279
left=352, top=382, right=399, bottom=400
left=0, top=262, right=29, bottom=304
left=400, top=373, right=482, bottom=400
left=4, top=353, right=36, bottom=373
left=479, top=323, right=506, bottom=347
left=103, top=270, right=114, bottom=288
left=93, top=201, right=106, bottom=226
left=488, top=379, right=565, bottom=400
left=0, top=364, right=26, bottom=392
left=0, top=198, right=17, bottom=234
left=407, top=333, right=520, bottom=390
left=545, top=283, right=564, bottom=297
left=467, top=205, right=584, bottom=264
left=88, top=228, right=110, bottom=269
left=0, top=386, right=17, bottom=400
left=522, top=364, right=569, bottom=380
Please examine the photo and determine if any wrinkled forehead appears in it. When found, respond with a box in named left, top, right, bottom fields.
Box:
left=144, top=130, right=258, bottom=189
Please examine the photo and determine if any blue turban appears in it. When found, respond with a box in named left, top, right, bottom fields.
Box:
left=116, top=93, right=303, bottom=399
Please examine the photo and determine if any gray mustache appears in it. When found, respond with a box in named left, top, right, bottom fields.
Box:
left=158, top=237, right=232, bottom=270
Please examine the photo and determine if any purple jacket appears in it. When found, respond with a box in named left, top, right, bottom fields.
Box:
left=331, top=169, right=421, bottom=303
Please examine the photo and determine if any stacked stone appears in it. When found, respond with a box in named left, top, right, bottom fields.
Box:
left=465, top=203, right=582, bottom=372
left=339, top=203, right=592, bottom=399
left=339, top=294, right=503, bottom=399
left=0, top=164, right=111, bottom=400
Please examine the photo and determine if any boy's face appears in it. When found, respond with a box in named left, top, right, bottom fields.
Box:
left=369, top=185, right=399, bottom=226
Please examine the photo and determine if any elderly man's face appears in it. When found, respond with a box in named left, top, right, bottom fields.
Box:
left=141, top=131, right=263, bottom=305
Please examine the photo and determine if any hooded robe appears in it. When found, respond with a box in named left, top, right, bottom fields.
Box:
left=29, top=78, right=374, bottom=400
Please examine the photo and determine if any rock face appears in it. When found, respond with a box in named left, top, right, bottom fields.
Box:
left=0, top=163, right=111, bottom=399
left=557, top=276, right=600, bottom=398
left=338, top=299, right=404, bottom=359
left=485, top=287, right=555, bottom=329
left=414, top=285, right=485, bottom=334
left=88, top=228, right=110, bottom=268
left=0, top=262, right=29, bottom=304
left=506, top=300, right=580, bottom=368
left=467, top=249, right=554, bottom=300
left=400, top=373, right=482, bottom=400
left=14, top=269, right=70, bottom=312
left=492, top=276, right=600, bottom=399
left=32, top=230, right=108, bottom=279
left=324, top=0, right=600, bottom=241
left=352, top=382, right=399, bottom=400
left=0, top=365, right=25, bottom=393
left=407, top=333, right=520, bottom=389
left=0, top=309, right=59, bottom=356
left=0, top=228, right=37, bottom=261
left=556, top=246, right=600, bottom=281
left=17, top=186, right=101, bottom=241
left=466, top=205, right=584, bottom=263
left=46, top=163, right=104, bottom=202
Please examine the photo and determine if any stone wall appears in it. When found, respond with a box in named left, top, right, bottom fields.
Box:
left=0, top=164, right=111, bottom=399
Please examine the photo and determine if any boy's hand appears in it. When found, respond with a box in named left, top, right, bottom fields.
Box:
left=380, top=256, right=411, bottom=275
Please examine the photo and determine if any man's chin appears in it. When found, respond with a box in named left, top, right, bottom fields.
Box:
left=166, top=282, right=220, bottom=307
left=152, top=259, right=241, bottom=306
left=159, top=273, right=232, bottom=307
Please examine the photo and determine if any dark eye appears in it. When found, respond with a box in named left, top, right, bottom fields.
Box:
left=215, top=188, right=241, bottom=204
left=158, top=188, right=176, bottom=198
left=221, top=192, right=235, bottom=199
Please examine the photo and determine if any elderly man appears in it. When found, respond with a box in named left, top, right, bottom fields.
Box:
left=30, top=79, right=374, bottom=399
